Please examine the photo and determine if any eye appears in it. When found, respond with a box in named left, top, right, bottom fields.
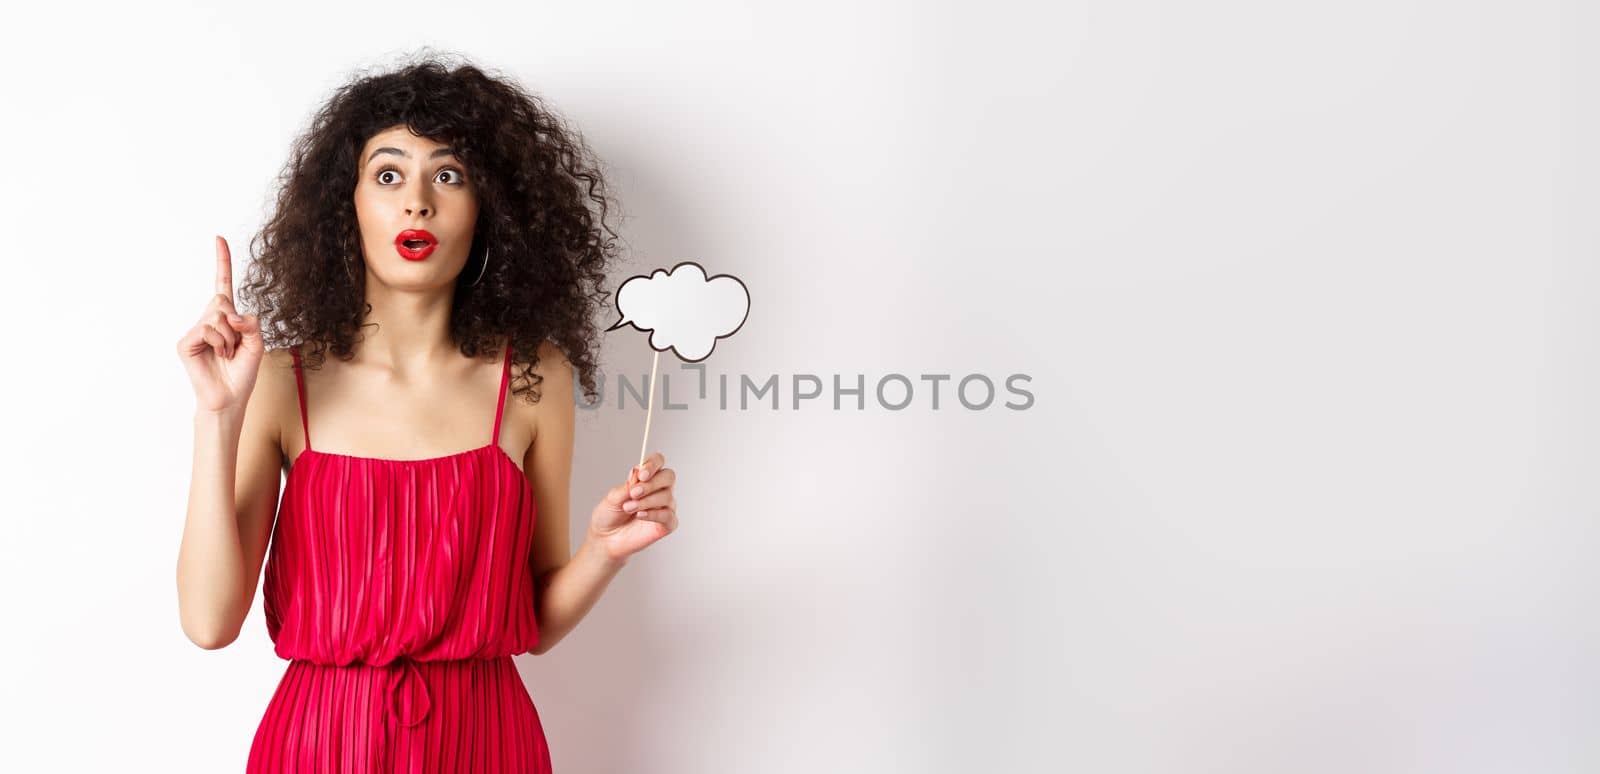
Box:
left=376, top=168, right=401, bottom=185
left=437, top=167, right=465, bottom=185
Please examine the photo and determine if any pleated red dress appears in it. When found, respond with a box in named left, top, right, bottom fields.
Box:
left=247, top=337, right=551, bottom=773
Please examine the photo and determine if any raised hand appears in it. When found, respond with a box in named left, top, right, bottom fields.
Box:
left=176, top=235, right=265, bottom=414
left=587, top=451, right=678, bottom=562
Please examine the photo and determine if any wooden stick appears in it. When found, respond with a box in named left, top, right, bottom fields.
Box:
left=638, top=349, right=659, bottom=469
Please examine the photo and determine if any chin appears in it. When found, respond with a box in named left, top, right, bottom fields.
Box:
left=372, top=262, right=467, bottom=289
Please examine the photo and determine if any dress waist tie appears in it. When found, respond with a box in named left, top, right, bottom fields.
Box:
left=387, top=657, right=432, bottom=728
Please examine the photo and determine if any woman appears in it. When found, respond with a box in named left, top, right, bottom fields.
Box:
left=174, top=55, right=679, bottom=772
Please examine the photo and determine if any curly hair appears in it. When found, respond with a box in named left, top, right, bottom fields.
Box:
left=237, top=50, right=622, bottom=406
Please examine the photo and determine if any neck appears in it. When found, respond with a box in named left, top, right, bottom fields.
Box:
left=355, top=278, right=459, bottom=376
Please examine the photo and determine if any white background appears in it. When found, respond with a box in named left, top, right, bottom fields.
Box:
left=1, top=1, right=1593, bottom=771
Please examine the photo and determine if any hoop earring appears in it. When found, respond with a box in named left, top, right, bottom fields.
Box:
left=469, top=244, right=491, bottom=287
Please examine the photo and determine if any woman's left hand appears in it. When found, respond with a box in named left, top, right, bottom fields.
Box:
left=587, top=451, right=677, bottom=563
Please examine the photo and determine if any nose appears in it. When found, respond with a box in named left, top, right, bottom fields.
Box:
left=405, top=186, right=434, bottom=218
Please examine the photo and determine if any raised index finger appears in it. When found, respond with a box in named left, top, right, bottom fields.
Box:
left=215, top=235, right=234, bottom=301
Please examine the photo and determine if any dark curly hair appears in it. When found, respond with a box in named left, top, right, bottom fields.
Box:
left=238, top=50, right=622, bottom=406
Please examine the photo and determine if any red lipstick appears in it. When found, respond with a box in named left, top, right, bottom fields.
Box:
left=395, top=229, right=438, bottom=261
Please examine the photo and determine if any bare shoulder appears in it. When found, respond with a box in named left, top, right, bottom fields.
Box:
left=259, top=345, right=299, bottom=379
left=528, top=339, right=573, bottom=384
left=255, top=347, right=299, bottom=405
left=529, top=339, right=574, bottom=405
left=251, top=347, right=300, bottom=464
left=514, top=339, right=575, bottom=438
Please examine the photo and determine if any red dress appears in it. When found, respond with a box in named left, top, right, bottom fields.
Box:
left=247, top=337, right=551, bottom=772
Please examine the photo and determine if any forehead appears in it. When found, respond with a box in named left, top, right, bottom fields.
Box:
left=359, top=125, right=451, bottom=155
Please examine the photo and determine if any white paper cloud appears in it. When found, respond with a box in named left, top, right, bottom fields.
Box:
left=605, top=261, right=750, bottom=362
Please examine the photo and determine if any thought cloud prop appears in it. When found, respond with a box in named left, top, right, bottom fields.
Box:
left=605, top=261, right=749, bottom=363
left=605, top=261, right=750, bottom=468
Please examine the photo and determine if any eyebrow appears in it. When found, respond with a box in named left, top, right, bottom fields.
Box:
left=365, top=146, right=459, bottom=165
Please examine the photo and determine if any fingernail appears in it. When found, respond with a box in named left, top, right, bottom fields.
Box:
left=640, top=468, right=652, bottom=481
left=630, top=485, right=644, bottom=497
left=623, top=500, right=637, bottom=511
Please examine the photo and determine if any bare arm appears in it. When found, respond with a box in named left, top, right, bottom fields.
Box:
left=530, top=542, right=629, bottom=655
left=174, top=235, right=280, bottom=650
left=522, top=343, right=628, bottom=655
left=175, top=364, right=284, bottom=649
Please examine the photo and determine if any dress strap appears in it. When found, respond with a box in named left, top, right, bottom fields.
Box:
left=491, top=335, right=512, bottom=445
left=290, top=346, right=312, bottom=451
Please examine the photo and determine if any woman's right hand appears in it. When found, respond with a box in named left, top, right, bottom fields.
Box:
left=177, top=235, right=265, bottom=415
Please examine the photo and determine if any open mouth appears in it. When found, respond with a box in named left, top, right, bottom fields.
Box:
left=394, top=229, right=438, bottom=260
